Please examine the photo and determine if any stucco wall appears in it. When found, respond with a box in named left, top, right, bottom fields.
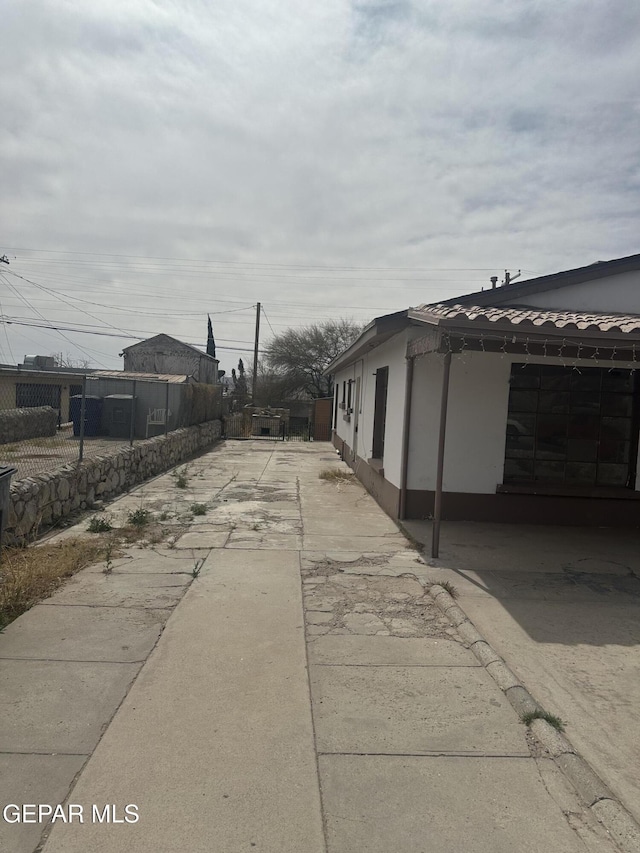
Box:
left=333, top=331, right=409, bottom=489
left=5, top=419, right=222, bottom=545
left=513, top=269, right=640, bottom=313
left=407, top=350, right=640, bottom=494
left=407, top=351, right=512, bottom=493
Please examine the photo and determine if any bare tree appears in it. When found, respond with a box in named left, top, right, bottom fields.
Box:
left=264, top=319, right=363, bottom=399
left=51, top=351, right=91, bottom=369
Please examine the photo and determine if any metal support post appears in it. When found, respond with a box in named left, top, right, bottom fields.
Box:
left=432, top=352, right=452, bottom=559
left=78, top=375, right=87, bottom=463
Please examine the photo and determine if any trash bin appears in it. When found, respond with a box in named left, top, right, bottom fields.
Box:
left=70, top=395, right=103, bottom=437
left=102, top=395, right=136, bottom=439
left=0, top=465, right=17, bottom=550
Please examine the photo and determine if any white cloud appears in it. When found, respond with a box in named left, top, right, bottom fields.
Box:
left=1, top=0, right=639, bottom=368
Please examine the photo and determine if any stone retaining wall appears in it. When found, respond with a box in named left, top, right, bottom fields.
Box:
left=6, top=419, right=222, bottom=545
left=0, top=407, right=58, bottom=445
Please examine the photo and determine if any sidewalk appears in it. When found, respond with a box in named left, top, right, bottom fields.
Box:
left=0, top=441, right=619, bottom=852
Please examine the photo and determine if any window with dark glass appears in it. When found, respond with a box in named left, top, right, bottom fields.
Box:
left=504, top=364, right=638, bottom=487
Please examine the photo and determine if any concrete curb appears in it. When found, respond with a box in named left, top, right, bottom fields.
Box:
left=426, top=583, right=640, bottom=853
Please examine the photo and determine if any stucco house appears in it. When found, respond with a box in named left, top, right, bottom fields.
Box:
left=121, top=334, right=219, bottom=384
left=327, top=253, right=640, bottom=551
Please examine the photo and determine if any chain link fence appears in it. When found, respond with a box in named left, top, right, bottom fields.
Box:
left=0, top=369, right=222, bottom=481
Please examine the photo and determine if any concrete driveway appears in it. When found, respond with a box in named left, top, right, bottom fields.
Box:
left=404, top=518, right=640, bottom=825
left=2, top=440, right=622, bottom=853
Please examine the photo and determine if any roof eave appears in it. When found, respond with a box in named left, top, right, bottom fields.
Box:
left=324, top=310, right=411, bottom=375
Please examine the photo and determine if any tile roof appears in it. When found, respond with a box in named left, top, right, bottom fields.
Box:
left=411, top=304, right=640, bottom=335
left=90, top=370, right=189, bottom=383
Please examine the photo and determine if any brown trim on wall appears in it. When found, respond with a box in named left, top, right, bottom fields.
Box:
left=332, top=436, right=400, bottom=520
left=405, top=489, right=640, bottom=527
left=333, top=434, right=640, bottom=526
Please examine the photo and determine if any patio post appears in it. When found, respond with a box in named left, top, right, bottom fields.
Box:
left=432, top=351, right=452, bottom=558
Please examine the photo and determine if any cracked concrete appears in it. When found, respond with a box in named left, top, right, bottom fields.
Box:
left=0, top=440, right=623, bottom=853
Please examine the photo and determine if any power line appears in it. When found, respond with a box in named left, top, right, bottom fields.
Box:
left=2, top=264, right=469, bottom=310
left=5, top=269, right=138, bottom=340
left=0, top=316, right=264, bottom=354
left=0, top=273, right=111, bottom=367
left=0, top=276, right=256, bottom=318
left=0, top=287, right=15, bottom=363
left=3, top=246, right=520, bottom=273
left=261, top=306, right=277, bottom=338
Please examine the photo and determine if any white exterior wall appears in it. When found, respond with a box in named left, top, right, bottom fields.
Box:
left=515, top=270, right=640, bottom=313
left=407, top=351, right=512, bottom=493
left=408, top=350, right=640, bottom=494
left=332, top=331, right=410, bottom=489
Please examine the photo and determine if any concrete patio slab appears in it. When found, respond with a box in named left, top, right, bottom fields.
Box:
left=41, top=550, right=325, bottom=853
left=0, top=604, right=166, bottom=662
left=403, top=519, right=640, bottom=575
left=460, top=595, right=640, bottom=823
left=311, top=664, right=529, bottom=755
left=308, top=635, right=477, bottom=667
left=304, top=515, right=401, bottom=536
left=0, top=754, right=87, bottom=853
left=226, top=531, right=303, bottom=550
left=83, top=549, right=212, bottom=574
left=43, top=571, right=189, bottom=608
left=303, top=535, right=410, bottom=553
left=208, top=499, right=301, bottom=519
left=319, top=755, right=591, bottom=853
left=172, top=529, right=230, bottom=548
left=0, top=659, right=141, bottom=753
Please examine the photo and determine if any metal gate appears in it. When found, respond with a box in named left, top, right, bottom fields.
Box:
left=222, top=402, right=334, bottom=442
left=223, top=414, right=285, bottom=440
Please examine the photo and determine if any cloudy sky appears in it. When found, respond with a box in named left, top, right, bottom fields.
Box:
left=1, top=0, right=639, bottom=371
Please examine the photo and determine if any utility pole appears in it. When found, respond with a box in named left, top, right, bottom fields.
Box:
left=504, top=269, right=521, bottom=286
left=252, top=302, right=261, bottom=404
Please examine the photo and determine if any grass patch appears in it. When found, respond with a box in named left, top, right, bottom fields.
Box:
left=87, top=515, right=113, bottom=533
left=190, top=503, right=208, bottom=516
left=319, top=468, right=355, bottom=482
left=439, top=580, right=458, bottom=599
left=172, top=465, right=190, bottom=489
left=0, top=539, right=105, bottom=628
left=521, top=710, right=566, bottom=732
left=127, top=508, right=151, bottom=527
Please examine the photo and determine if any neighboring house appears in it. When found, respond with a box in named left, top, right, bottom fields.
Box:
left=121, top=334, right=219, bottom=384
left=0, top=361, right=88, bottom=422
left=326, top=252, right=640, bottom=543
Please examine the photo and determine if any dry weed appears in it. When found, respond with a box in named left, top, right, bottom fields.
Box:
left=0, top=539, right=105, bottom=628
left=319, top=468, right=355, bottom=483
